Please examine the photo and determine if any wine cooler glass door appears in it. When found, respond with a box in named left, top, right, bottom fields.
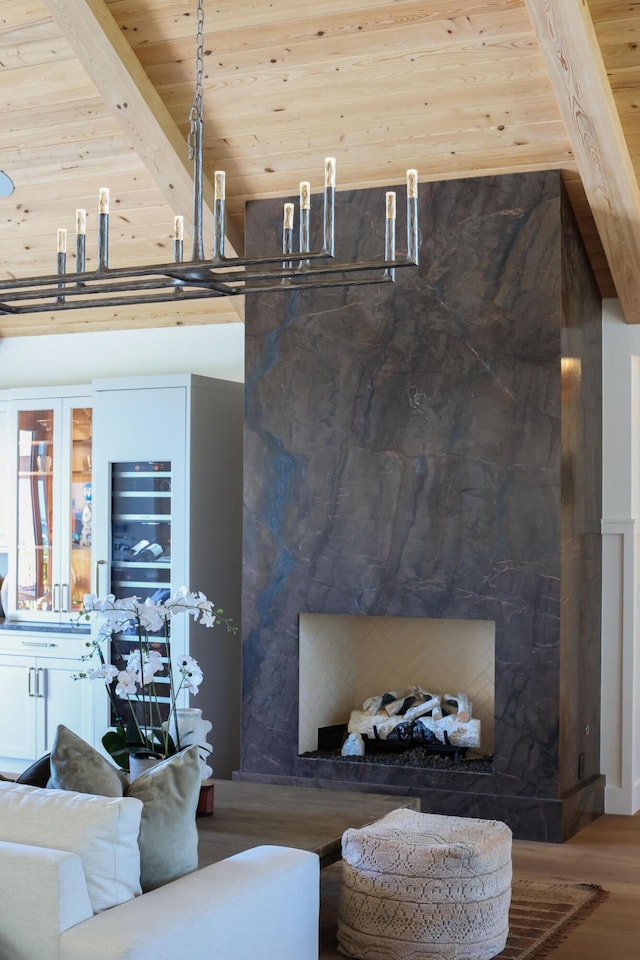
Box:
left=110, top=461, right=172, bottom=603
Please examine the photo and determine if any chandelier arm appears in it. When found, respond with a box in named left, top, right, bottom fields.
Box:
left=177, top=256, right=417, bottom=286
left=3, top=240, right=417, bottom=295
left=0, top=252, right=418, bottom=309
left=0, top=269, right=402, bottom=315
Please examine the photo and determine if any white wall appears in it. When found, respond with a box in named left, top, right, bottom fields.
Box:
left=0, top=323, right=245, bottom=388
left=601, top=298, right=640, bottom=814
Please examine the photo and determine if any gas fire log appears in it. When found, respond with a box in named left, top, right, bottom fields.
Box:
left=341, top=687, right=480, bottom=755
left=415, top=714, right=480, bottom=748
left=441, top=692, right=471, bottom=723
left=346, top=709, right=480, bottom=749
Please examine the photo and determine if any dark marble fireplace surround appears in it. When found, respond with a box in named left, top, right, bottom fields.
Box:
left=240, top=171, right=604, bottom=842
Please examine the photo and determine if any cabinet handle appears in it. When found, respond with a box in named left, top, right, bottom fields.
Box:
left=28, top=667, right=35, bottom=698
left=53, top=583, right=61, bottom=612
left=36, top=667, right=45, bottom=698
left=21, top=641, right=57, bottom=648
left=62, top=583, right=70, bottom=612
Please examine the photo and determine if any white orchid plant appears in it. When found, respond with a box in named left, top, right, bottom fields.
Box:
left=75, top=588, right=236, bottom=770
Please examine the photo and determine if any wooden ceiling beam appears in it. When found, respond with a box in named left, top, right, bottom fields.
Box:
left=524, top=0, right=640, bottom=323
left=41, top=0, right=244, bottom=321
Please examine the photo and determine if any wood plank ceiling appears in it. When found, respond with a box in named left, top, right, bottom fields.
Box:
left=0, top=0, right=638, bottom=337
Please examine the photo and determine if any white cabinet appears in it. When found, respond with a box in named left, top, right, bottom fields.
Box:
left=91, top=374, right=243, bottom=778
left=0, top=374, right=242, bottom=779
left=1, top=386, right=92, bottom=624
left=0, top=634, right=94, bottom=774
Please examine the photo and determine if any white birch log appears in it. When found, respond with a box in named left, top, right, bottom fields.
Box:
left=416, top=714, right=481, bottom=748
left=403, top=696, right=441, bottom=721
left=362, top=692, right=402, bottom=714
left=348, top=709, right=406, bottom=739
left=455, top=691, right=471, bottom=723
left=384, top=695, right=419, bottom=716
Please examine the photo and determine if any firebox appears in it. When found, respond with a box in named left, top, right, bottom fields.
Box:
left=298, top=613, right=495, bottom=759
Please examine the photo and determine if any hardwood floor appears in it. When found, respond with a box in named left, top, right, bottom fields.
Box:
left=511, top=813, right=640, bottom=958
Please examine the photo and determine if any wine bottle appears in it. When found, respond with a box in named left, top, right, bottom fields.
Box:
left=137, top=542, right=163, bottom=561
left=127, top=539, right=150, bottom=559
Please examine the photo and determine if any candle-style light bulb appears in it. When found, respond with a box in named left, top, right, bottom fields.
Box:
left=76, top=209, right=86, bottom=235
left=174, top=215, right=184, bottom=241
left=324, top=157, right=336, bottom=188
left=407, top=169, right=418, bottom=199
left=57, top=228, right=67, bottom=253
left=386, top=191, right=397, bottom=219
left=283, top=202, right=294, bottom=230
left=98, top=188, right=109, bottom=215
left=300, top=181, right=311, bottom=210
left=214, top=171, right=225, bottom=200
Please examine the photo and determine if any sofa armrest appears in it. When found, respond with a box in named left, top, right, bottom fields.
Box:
left=59, top=845, right=320, bottom=960
left=0, top=840, right=93, bottom=960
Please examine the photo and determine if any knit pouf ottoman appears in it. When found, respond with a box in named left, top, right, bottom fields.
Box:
left=337, top=808, right=512, bottom=960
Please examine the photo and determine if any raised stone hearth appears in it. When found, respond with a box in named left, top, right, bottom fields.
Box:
left=240, top=171, right=604, bottom=841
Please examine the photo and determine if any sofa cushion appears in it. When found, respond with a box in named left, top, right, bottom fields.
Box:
left=127, top=745, right=201, bottom=891
left=0, top=781, right=142, bottom=913
left=49, top=725, right=128, bottom=796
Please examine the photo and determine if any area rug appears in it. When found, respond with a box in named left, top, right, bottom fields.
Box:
left=319, top=863, right=609, bottom=960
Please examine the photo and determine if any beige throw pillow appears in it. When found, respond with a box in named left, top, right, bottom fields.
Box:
left=48, top=726, right=201, bottom=892
left=49, top=725, right=128, bottom=796
left=127, top=745, right=201, bottom=891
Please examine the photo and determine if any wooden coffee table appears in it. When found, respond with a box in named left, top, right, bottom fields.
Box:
left=197, top=779, right=420, bottom=868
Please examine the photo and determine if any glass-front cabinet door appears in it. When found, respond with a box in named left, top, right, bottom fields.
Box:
left=8, top=396, right=92, bottom=622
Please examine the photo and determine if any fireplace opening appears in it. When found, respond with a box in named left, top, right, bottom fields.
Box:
left=298, top=613, right=495, bottom=774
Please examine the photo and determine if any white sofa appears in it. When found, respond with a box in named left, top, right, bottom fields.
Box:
left=0, top=840, right=319, bottom=960
left=0, top=780, right=320, bottom=960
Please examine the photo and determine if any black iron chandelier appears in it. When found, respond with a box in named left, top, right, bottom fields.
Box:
left=0, top=0, right=418, bottom=315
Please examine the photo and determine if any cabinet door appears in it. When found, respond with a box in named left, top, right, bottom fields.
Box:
left=36, top=656, right=93, bottom=756
left=62, top=402, right=93, bottom=615
left=0, top=655, right=37, bottom=762
left=7, top=396, right=92, bottom=623
left=14, top=404, right=56, bottom=619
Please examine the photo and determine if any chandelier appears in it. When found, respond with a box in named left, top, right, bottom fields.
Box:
left=0, top=0, right=418, bottom=315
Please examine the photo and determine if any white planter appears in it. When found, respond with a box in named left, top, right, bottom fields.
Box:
left=166, top=707, right=213, bottom=780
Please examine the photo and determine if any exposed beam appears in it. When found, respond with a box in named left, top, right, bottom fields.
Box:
left=524, top=0, right=640, bottom=323
left=41, top=0, right=244, bottom=321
